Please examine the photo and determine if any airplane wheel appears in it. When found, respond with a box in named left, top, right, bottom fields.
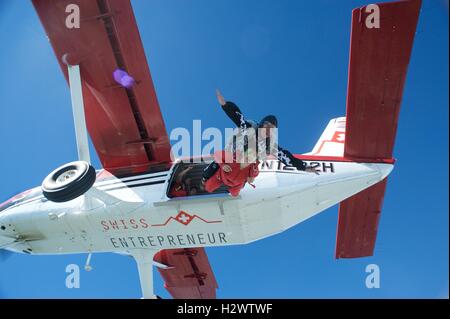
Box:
left=42, top=161, right=96, bottom=203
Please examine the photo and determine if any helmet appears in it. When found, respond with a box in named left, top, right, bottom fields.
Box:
left=259, top=115, right=278, bottom=128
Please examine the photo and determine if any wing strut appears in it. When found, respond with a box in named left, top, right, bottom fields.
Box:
left=132, top=249, right=158, bottom=299
left=67, top=63, right=91, bottom=163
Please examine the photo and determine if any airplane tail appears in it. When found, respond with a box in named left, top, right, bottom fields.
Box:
left=307, top=117, right=346, bottom=157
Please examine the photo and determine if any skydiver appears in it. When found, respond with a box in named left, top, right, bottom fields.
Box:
left=202, top=90, right=318, bottom=197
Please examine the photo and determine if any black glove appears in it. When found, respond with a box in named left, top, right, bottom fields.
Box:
left=291, top=157, right=307, bottom=171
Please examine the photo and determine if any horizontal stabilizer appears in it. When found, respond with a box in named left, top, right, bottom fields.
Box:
left=336, top=179, right=387, bottom=258
left=344, top=0, right=421, bottom=161
left=336, top=0, right=421, bottom=258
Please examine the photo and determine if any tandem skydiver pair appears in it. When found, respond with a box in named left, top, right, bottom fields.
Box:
left=199, top=90, right=318, bottom=197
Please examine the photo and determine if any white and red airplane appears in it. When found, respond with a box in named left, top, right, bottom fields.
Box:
left=0, top=0, right=421, bottom=299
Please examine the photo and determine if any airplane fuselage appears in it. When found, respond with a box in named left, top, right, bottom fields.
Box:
left=0, top=159, right=393, bottom=256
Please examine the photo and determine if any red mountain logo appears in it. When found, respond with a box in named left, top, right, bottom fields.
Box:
left=151, top=211, right=222, bottom=227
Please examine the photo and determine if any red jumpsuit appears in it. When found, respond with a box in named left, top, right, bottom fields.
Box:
left=169, top=182, right=187, bottom=197
left=204, top=151, right=259, bottom=197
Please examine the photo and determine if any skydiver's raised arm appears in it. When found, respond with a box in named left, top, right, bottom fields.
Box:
left=216, top=90, right=252, bottom=130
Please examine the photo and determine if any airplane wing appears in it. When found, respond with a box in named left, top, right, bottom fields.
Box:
left=336, top=0, right=421, bottom=258
left=154, top=248, right=218, bottom=299
left=32, top=0, right=172, bottom=176
left=33, top=0, right=219, bottom=299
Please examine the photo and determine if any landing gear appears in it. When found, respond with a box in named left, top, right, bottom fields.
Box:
left=41, top=161, right=96, bottom=203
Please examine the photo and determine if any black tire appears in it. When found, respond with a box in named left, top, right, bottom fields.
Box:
left=42, top=161, right=96, bottom=203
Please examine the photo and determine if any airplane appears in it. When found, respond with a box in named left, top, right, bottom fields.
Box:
left=0, top=0, right=421, bottom=299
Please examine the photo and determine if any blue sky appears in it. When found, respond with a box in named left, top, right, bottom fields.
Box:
left=0, top=0, right=448, bottom=298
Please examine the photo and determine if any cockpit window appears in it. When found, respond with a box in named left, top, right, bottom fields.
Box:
left=167, top=161, right=228, bottom=198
